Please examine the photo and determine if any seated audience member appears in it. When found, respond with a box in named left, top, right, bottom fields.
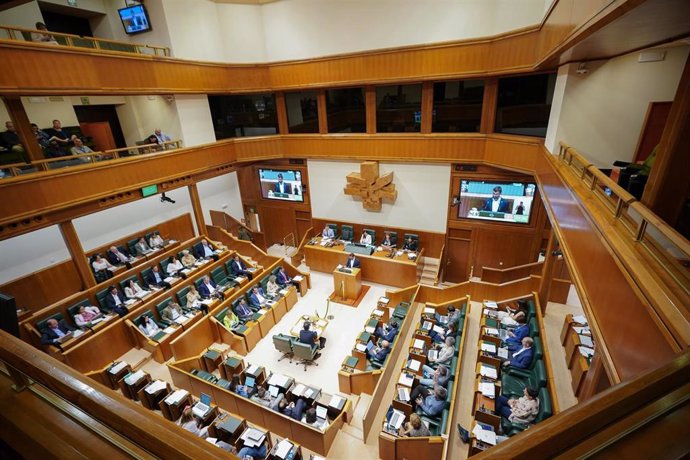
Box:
left=322, top=225, right=335, bottom=239
left=300, top=321, right=326, bottom=350
left=145, top=134, right=163, bottom=152
left=229, top=254, right=252, bottom=280
left=185, top=285, right=208, bottom=314
left=429, top=336, right=455, bottom=366
left=229, top=375, right=251, bottom=398
left=178, top=406, right=208, bottom=438
left=40, top=318, right=76, bottom=346
left=138, top=315, right=161, bottom=337
left=502, top=336, right=535, bottom=370
left=248, top=286, right=269, bottom=308
left=278, top=397, right=307, bottom=420
left=276, top=267, right=294, bottom=287
left=153, top=128, right=171, bottom=145
left=106, top=245, right=133, bottom=268
left=45, top=119, right=70, bottom=146
left=91, top=254, right=114, bottom=273
left=147, top=265, right=171, bottom=290
left=105, top=286, right=129, bottom=316
left=70, top=136, right=93, bottom=157
left=442, top=305, right=462, bottom=328
left=375, top=320, right=399, bottom=342
left=266, top=275, right=281, bottom=297
left=419, top=364, right=449, bottom=389
left=161, top=300, right=185, bottom=324
left=414, top=385, right=447, bottom=417
left=31, top=22, right=58, bottom=44
left=233, top=298, right=253, bottom=322
left=180, top=249, right=197, bottom=268
left=381, top=232, right=395, bottom=249
left=199, top=275, right=223, bottom=300
left=367, top=340, right=391, bottom=362
left=44, top=139, right=66, bottom=158
left=496, top=386, right=540, bottom=425
left=398, top=413, right=431, bottom=437
left=360, top=231, right=372, bottom=245
left=498, top=300, right=529, bottom=327
left=31, top=123, right=51, bottom=150
left=135, top=237, right=153, bottom=256
left=238, top=225, right=252, bottom=241
left=429, top=321, right=456, bottom=344
left=1, top=122, right=25, bottom=157
left=223, top=309, right=240, bottom=329
left=504, top=315, right=530, bottom=351
left=250, top=385, right=284, bottom=410
left=345, top=253, right=361, bottom=269
left=194, top=239, right=218, bottom=261
left=73, top=305, right=103, bottom=328
left=303, top=407, right=325, bottom=429
left=124, top=279, right=148, bottom=299
left=148, top=232, right=165, bottom=249
left=166, top=256, right=185, bottom=277
left=402, top=237, right=417, bottom=252
left=237, top=438, right=268, bottom=460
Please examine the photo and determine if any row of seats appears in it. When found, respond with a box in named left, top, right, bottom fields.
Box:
left=323, top=223, right=419, bottom=247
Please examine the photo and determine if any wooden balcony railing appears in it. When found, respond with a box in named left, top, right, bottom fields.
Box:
left=0, top=25, right=169, bottom=56
left=481, top=260, right=544, bottom=284
left=1, top=140, right=182, bottom=179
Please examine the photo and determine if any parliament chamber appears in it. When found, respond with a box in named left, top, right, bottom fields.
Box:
left=1, top=0, right=690, bottom=459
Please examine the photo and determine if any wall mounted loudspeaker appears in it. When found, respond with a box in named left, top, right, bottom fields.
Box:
left=0, top=293, right=20, bottom=338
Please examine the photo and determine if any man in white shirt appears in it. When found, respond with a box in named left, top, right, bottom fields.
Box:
left=322, top=225, right=335, bottom=239
left=153, top=128, right=171, bottom=146
left=482, top=186, right=511, bottom=213
left=360, top=232, right=372, bottom=245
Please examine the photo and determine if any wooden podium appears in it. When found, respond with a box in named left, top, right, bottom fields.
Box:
left=332, top=267, right=362, bottom=302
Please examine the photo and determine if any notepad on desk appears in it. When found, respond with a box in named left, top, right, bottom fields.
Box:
left=292, top=383, right=306, bottom=397
left=484, top=327, right=499, bottom=336
left=472, top=423, right=497, bottom=445
left=125, top=299, right=137, bottom=306
left=355, top=343, right=366, bottom=352
left=268, top=373, right=290, bottom=388
left=165, top=389, right=188, bottom=405
left=579, top=346, right=594, bottom=358
left=579, top=334, right=594, bottom=348
left=328, top=394, right=346, bottom=410
left=163, top=326, right=176, bottom=334
left=246, top=364, right=260, bottom=375
left=479, top=365, right=497, bottom=379
left=174, top=316, right=188, bottom=325
left=432, top=325, right=444, bottom=334
left=479, top=382, right=495, bottom=398
left=274, top=439, right=293, bottom=459
left=407, top=359, right=421, bottom=372
left=423, top=307, right=434, bottom=315
left=413, top=339, right=425, bottom=350
left=109, top=361, right=127, bottom=374
left=573, top=315, right=588, bottom=325
left=398, top=373, right=414, bottom=387
left=125, top=370, right=145, bottom=385
left=293, top=275, right=303, bottom=281
left=497, top=347, right=509, bottom=359
left=481, top=342, right=496, bottom=354
left=145, top=380, right=167, bottom=394
left=484, top=300, right=498, bottom=309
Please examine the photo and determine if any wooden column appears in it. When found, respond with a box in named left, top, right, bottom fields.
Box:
left=275, top=92, right=289, bottom=135
left=420, top=81, right=434, bottom=134
left=2, top=96, right=44, bottom=161
left=365, top=86, right=377, bottom=134
left=641, top=52, right=690, bottom=227
left=317, top=90, right=328, bottom=134
left=188, top=183, right=207, bottom=236
left=59, top=221, right=96, bottom=290
left=480, top=78, right=498, bottom=134
left=537, top=233, right=557, bottom=311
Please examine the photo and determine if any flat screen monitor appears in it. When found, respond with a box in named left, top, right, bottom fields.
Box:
left=458, top=180, right=536, bottom=224
left=258, top=168, right=304, bottom=202
left=118, top=5, right=152, bottom=35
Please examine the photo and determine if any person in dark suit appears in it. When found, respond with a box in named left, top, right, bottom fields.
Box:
left=299, top=321, right=326, bottom=350
left=105, top=286, right=129, bottom=317
left=40, top=318, right=76, bottom=346
left=229, top=255, right=253, bottom=280
left=278, top=397, right=307, bottom=420
left=481, top=186, right=511, bottom=213
left=345, top=253, right=360, bottom=269
left=274, top=173, right=290, bottom=194
left=502, top=337, right=535, bottom=369
left=199, top=275, right=223, bottom=300
left=276, top=267, right=293, bottom=286
left=375, top=321, right=399, bottom=342
left=233, top=298, right=254, bottom=321
left=106, top=245, right=133, bottom=268
left=402, top=237, right=417, bottom=251
left=194, top=239, right=218, bottom=261
left=146, top=265, right=171, bottom=290
left=504, top=316, right=530, bottom=351
left=367, top=340, right=391, bottom=362
left=248, top=286, right=268, bottom=308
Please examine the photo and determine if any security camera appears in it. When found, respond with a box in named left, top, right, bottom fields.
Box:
left=576, top=63, right=589, bottom=75
left=160, top=193, right=176, bottom=204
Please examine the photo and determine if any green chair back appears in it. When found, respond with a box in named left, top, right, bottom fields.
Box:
left=128, top=238, right=140, bottom=255
left=341, top=225, right=354, bottom=241
left=156, top=298, right=172, bottom=317
left=96, top=288, right=110, bottom=310
left=327, top=223, right=338, bottom=238
left=140, top=267, right=153, bottom=284
left=387, top=231, right=398, bottom=245
left=215, top=307, right=229, bottom=323
left=36, top=312, right=64, bottom=332
left=293, top=341, right=316, bottom=360
left=177, top=286, right=191, bottom=306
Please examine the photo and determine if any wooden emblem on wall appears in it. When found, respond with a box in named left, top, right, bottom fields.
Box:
left=344, top=161, right=397, bottom=211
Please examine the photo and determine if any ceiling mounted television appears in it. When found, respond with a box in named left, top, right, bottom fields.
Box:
left=118, top=4, right=152, bottom=35
left=258, top=168, right=304, bottom=202
left=458, top=180, right=536, bottom=224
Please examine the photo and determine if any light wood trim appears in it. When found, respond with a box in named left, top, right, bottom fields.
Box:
left=317, top=90, right=328, bottom=134
left=481, top=260, right=544, bottom=284
left=275, top=92, right=289, bottom=135
left=365, top=86, right=377, bottom=133
left=187, top=183, right=206, bottom=236
left=59, top=220, right=95, bottom=289
left=480, top=77, right=498, bottom=134
left=420, top=82, right=434, bottom=134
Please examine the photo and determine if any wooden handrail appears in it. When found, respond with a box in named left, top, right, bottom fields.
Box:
left=481, top=260, right=543, bottom=284
left=0, top=330, right=232, bottom=458
left=1, top=140, right=183, bottom=178
left=434, top=243, right=445, bottom=286
left=473, top=350, right=690, bottom=459
left=291, top=227, right=314, bottom=267
left=0, top=24, right=169, bottom=56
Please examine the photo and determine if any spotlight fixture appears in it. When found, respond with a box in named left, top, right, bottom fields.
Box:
left=160, top=193, right=176, bottom=204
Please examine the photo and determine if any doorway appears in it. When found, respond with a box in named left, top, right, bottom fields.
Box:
left=74, top=105, right=127, bottom=150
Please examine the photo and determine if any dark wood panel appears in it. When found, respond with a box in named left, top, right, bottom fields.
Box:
left=473, top=230, right=540, bottom=278
left=445, top=238, right=470, bottom=283
left=259, top=205, right=296, bottom=247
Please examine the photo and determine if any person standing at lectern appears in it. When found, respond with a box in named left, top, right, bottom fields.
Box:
left=274, top=173, right=289, bottom=194
left=345, top=253, right=361, bottom=269
left=482, top=186, right=511, bottom=213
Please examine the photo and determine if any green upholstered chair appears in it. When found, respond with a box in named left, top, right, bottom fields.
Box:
left=127, top=238, right=140, bottom=256
left=140, top=267, right=153, bottom=286
left=211, top=266, right=230, bottom=286
left=156, top=298, right=173, bottom=325
left=273, top=334, right=295, bottom=362
left=177, top=286, right=191, bottom=307
left=293, top=341, right=319, bottom=371
left=387, top=231, right=398, bottom=246
left=36, top=313, right=65, bottom=333
left=327, top=223, right=338, bottom=238
left=119, top=274, right=140, bottom=292
left=96, top=288, right=111, bottom=311
left=341, top=224, right=354, bottom=241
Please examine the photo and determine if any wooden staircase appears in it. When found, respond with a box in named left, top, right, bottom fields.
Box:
left=419, top=257, right=441, bottom=286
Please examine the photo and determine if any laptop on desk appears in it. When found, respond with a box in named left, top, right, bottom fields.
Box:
left=193, top=392, right=212, bottom=418
left=366, top=341, right=375, bottom=353
left=244, top=376, right=256, bottom=389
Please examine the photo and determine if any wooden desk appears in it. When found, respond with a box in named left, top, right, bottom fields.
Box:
left=202, top=348, right=223, bottom=372
left=293, top=275, right=309, bottom=296
left=290, top=315, right=328, bottom=338
left=269, top=438, right=303, bottom=460
left=119, top=370, right=152, bottom=401
left=220, top=356, right=245, bottom=380
left=106, top=361, right=131, bottom=389
left=333, top=267, right=362, bottom=301
left=138, top=380, right=171, bottom=410
left=304, top=238, right=421, bottom=287
left=282, top=286, right=298, bottom=311
left=209, top=413, right=246, bottom=443
left=160, top=389, right=192, bottom=421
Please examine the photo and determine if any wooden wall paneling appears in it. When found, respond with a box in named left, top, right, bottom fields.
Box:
left=538, top=232, right=558, bottom=309
left=633, top=101, right=672, bottom=163
left=59, top=221, right=95, bottom=290
left=317, top=90, right=328, bottom=134
left=365, top=86, right=377, bottom=134
left=295, top=218, right=312, bottom=242
left=275, top=92, right=289, bottom=135
left=0, top=260, right=81, bottom=314
left=445, top=237, right=471, bottom=283
left=480, top=78, right=498, bottom=134
left=62, top=320, right=136, bottom=373
left=258, top=205, right=297, bottom=247
left=549, top=278, right=571, bottom=304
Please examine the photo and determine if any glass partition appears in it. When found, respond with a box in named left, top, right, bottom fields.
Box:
left=209, top=94, right=278, bottom=139
left=326, top=87, right=366, bottom=133
left=376, top=84, right=422, bottom=133
left=495, top=73, right=555, bottom=137
left=432, top=80, right=484, bottom=132
left=285, top=91, right=319, bottom=133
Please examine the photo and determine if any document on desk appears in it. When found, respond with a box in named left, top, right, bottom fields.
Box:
left=579, top=346, right=594, bottom=358
left=413, top=339, right=425, bottom=350
left=573, top=315, right=588, bottom=325
left=145, top=380, right=167, bottom=394
left=484, top=327, right=499, bottom=336
left=407, top=359, right=421, bottom=372
left=163, top=326, right=176, bottom=334
left=165, top=389, right=188, bottom=405
left=432, top=325, right=444, bottom=335
left=373, top=309, right=384, bottom=317
left=268, top=373, right=290, bottom=388
left=329, top=394, right=346, bottom=410
left=484, top=300, right=498, bottom=309
left=355, top=343, right=366, bottom=352
left=365, top=325, right=375, bottom=334
left=481, top=342, right=497, bottom=354
left=579, top=334, right=594, bottom=348
left=109, top=361, right=127, bottom=374
left=125, top=299, right=137, bottom=306
left=398, top=373, right=414, bottom=387
left=164, top=276, right=175, bottom=283
left=424, top=307, right=435, bottom=315
left=242, top=428, right=266, bottom=447
left=479, top=365, right=497, bottom=379
left=293, top=275, right=304, bottom=281
left=472, top=424, right=497, bottom=445
left=479, top=382, right=495, bottom=398
left=91, top=317, right=104, bottom=325
left=422, top=321, right=432, bottom=331
left=125, top=370, right=145, bottom=385
left=274, top=439, right=293, bottom=459
left=174, top=316, right=188, bottom=325
left=292, top=383, right=306, bottom=397
left=497, top=347, right=509, bottom=359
